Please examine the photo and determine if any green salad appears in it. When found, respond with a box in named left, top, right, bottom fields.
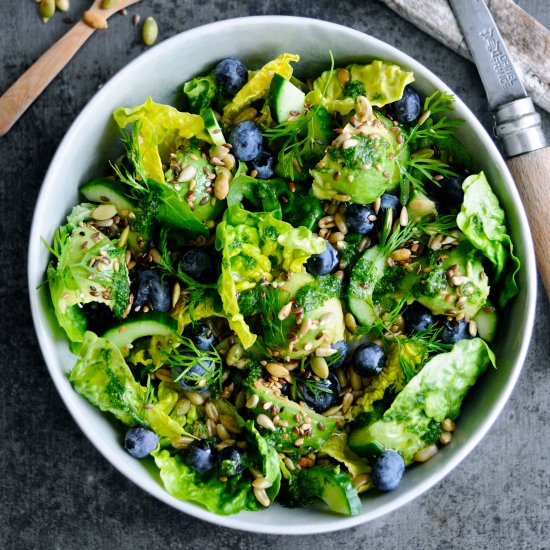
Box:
left=45, top=53, right=520, bottom=516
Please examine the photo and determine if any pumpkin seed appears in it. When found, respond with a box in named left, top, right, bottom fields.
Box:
left=311, top=356, right=329, bottom=379
left=100, top=0, right=119, bottom=8
left=83, top=10, right=108, bottom=29
left=40, top=0, right=55, bottom=23
left=55, top=0, right=69, bottom=12
left=142, top=16, right=159, bottom=47
left=92, top=204, right=117, bottom=221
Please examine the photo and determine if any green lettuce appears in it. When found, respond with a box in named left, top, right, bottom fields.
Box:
left=215, top=205, right=326, bottom=348
left=70, top=332, right=187, bottom=439
left=223, top=53, right=299, bottom=119
left=153, top=419, right=281, bottom=515
left=113, top=97, right=208, bottom=183
left=183, top=74, right=218, bottom=113
left=47, top=225, right=130, bottom=344
left=227, top=175, right=323, bottom=231
left=308, top=60, right=414, bottom=115
left=457, top=172, right=520, bottom=307
left=350, top=338, right=495, bottom=464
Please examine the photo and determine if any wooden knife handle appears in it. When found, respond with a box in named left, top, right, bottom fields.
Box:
left=507, top=146, right=550, bottom=296
left=0, top=21, right=95, bottom=137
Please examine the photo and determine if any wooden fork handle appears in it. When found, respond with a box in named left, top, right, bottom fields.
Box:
left=0, top=21, right=96, bottom=137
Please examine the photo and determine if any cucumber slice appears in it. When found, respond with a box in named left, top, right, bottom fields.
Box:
left=348, top=435, right=385, bottom=459
left=103, top=312, right=178, bottom=351
left=347, top=245, right=386, bottom=327
left=269, top=73, right=305, bottom=123
left=201, top=108, right=225, bottom=146
left=298, top=467, right=362, bottom=516
left=80, top=178, right=136, bottom=213
left=473, top=305, right=498, bottom=343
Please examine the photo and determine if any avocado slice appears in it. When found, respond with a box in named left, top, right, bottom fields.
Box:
left=298, top=466, right=362, bottom=516
left=412, top=242, right=490, bottom=318
left=311, top=111, right=409, bottom=203
left=246, top=383, right=337, bottom=455
left=251, top=272, right=345, bottom=360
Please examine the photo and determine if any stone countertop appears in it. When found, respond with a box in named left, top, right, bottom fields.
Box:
left=1, top=1, right=548, bottom=548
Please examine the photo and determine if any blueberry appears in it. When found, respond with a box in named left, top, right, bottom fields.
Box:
left=171, top=357, right=219, bottom=392
left=82, top=302, right=115, bottom=334
left=228, top=121, right=263, bottom=162
left=351, top=343, right=386, bottom=377
left=387, top=86, right=421, bottom=125
left=371, top=449, right=405, bottom=491
left=378, top=193, right=401, bottom=223
left=306, top=242, right=338, bottom=276
left=179, top=247, right=216, bottom=283
left=217, top=446, right=245, bottom=476
left=185, top=440, right=216, bottom=473
left=439, top=319, right=472, bottom=345
left=214, top=57, right=248, bottom=97
left=124, top=426, right=158, bottom=458
left=250, top=150, right=275, bottom=179
left=345, top=204, right=376, bottom=234
left=298, top=374, right=340, bottom=413
left=434, top=173, right=465, bottom=211
left=404, top=302, right=434, bottom=334
left=183, top=320, right=217, bottom=351
left=329, top=340, right=348, bottom=370
left=133, top=269, right=171, bottom=312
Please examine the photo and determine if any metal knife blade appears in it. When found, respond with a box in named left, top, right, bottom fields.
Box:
left=448, top=0, right=526, bottom=110
left=449, top=0, right=546, bottom=157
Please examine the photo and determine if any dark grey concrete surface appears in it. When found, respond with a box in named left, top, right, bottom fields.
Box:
left=1, top=1, right=549, bottom=549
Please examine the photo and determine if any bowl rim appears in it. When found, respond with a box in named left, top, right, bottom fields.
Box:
left=28, top=15, right=537, bottom=535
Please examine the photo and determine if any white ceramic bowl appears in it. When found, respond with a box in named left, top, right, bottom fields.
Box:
left=28, top=16, right=537, bottom=534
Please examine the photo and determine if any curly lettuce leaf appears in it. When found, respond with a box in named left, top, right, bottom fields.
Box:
left=308, top=60, right=414, bottom=114
left=223, top=53, right=299, bottom=119
left=152, top=418, right=281, bottom=515
left=456, top=172, right=520, bottom=307
left=183, top=74, right=218, bottom=113
left=70, top=332, right=187, bottom=439
left=113, top=97, right=208, bottom=183
left=215, top=205, right=325, bottom=348
left=353, top=338, right=495, bottom=464
left=322, top=432, right=371, bottom=491
left=47, top=225, right=130, bottom=343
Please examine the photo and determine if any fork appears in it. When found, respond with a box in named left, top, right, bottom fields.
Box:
left=0, top=0, right=142, bottom=137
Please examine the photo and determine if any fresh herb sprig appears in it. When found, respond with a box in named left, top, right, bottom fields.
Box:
left=263, top=106, right=326, bottom=180
left=395, top=324, right=453, bottom=382
left=396, top=90, right=462, bottom=199
left=157, top=227, right=216, bottom=319
left=162, top=335, right=223, bottom=391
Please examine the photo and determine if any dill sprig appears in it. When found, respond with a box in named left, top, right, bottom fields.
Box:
left=162, top=335, right=223, bottom=391
left=111, top=124, right=150, bottom=195
left=395, top=324, right=453, bottom=382
left=255, top=285, right=289, bottom=354
left=395, top=90, right=462, bottom=199
left=263, top=106, right=325, bottom=180
left=157, top=227, right=216, bottom=319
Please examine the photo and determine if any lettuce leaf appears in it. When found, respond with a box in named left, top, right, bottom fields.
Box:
left=456, top=172, right=520, bottom=307
left=70, top=332, right=187, bottom=439
left=113, top=97, right=208, bottom=183
left=308, top=60, right=414, bottom=114
left=322, top=432, right=371, bottom=486
left=152, top=417, right=281, bottom=515
left=183, top=74, right=218, bottom=113
left=353, top=338, right=495, bottom=464
left=47, top=225, right=130, bottom=343
left=215, top=205, right=326, bottom=348
left=223, top=53, right=299, bottom=119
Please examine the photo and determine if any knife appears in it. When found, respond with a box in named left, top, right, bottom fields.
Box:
left=449, top=0, right=550, bottom=298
